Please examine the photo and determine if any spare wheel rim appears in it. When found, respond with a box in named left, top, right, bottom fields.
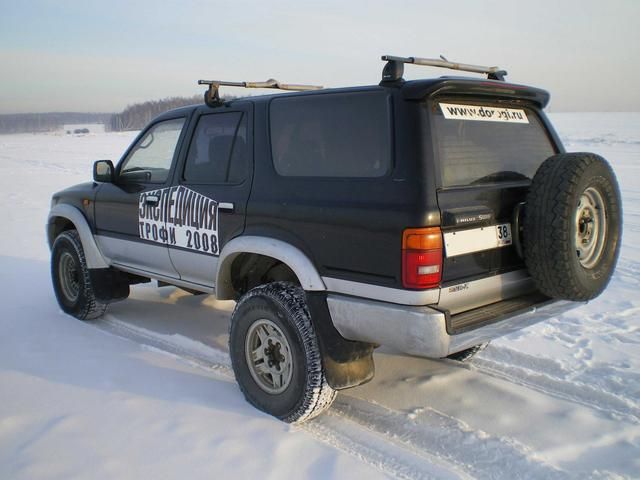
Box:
left=575, top=186, right=607, bottom=269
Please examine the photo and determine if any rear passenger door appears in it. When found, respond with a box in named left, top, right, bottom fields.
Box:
left=168, top=105, right=252, bottom=287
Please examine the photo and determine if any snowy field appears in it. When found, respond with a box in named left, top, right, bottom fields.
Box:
left=0, top=113, right=638, bottom=479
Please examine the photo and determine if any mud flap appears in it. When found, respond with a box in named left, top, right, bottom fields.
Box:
left=305, top=291, right=376, bottom=390
left=89, top=268, right=130, bottom=302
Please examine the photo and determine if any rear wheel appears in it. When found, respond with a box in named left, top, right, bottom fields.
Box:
left=523, top=153, right=621, bottom=301
left=51, top=230, right=107, bottom=320
left=229, top=282, right=336, bottom=423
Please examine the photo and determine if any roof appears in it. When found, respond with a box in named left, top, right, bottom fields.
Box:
left=158, top=76, right=550, bottom=119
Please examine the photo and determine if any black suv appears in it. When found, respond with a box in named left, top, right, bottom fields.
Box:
left=47, top=56, right=621, bottom=423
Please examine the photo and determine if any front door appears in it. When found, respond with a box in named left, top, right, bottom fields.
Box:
left=94, top=115, right=188, bottom=278
left=167, top=105, right=253, bottom=287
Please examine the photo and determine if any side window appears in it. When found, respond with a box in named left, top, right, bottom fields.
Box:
left=120, top=118, right=186, bottom=183
left=183, top=112, right=247, bottom=184
left=270, top=91, right=391, bottom=177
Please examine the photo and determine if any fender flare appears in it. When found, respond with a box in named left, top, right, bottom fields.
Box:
left=215, top=235, right=325, bottom=299
left=47, top=204, right=110, bottom=269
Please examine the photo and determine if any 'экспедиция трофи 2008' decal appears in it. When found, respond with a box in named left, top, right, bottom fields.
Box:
left=138, top=186, right=219, bottom=255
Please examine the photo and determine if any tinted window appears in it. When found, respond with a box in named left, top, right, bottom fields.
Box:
left=431, top=101, right=556, bottom=187
left=183, top=112, right=247, bottom=184
left=270, top=91, right=391, bottom=177
left=120, top=118, right=185, bottom=183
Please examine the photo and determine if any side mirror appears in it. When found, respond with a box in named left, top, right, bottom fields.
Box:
left=93, top=160, right=114, bottom=183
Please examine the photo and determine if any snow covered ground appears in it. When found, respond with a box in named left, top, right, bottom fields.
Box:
left=0, top=113, right=638, bottom=479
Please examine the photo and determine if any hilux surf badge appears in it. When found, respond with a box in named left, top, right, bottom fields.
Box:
left=138, top=186, right=219, bottom=255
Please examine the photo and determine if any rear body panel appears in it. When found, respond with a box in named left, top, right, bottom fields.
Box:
left=421, top=89, right=564, bottom=315
left=243, top=79, right=566, bottom=317
left=425, top=95, right=562, bottom=286
left=245, top=87, right=440, bottom=291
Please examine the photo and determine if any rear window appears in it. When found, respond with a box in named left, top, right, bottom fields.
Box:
left=270, top=91, right=391, bottom=177
left=431, top=100, right=556, bottom=187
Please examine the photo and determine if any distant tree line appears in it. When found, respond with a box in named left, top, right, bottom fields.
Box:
left=0, top=112, right=112, bottom=134
left=109, top=95, right=202, bottom=131
left=108, top=94, right=237, bottom=131
left=0, top=95, right=237, bottom=134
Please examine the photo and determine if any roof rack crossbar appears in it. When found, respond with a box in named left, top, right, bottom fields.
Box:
left=198, top=78, right=323, bottom=107
left=381, top=55, right=507, bottom=82
left=198, top=78, right=323, bottom=91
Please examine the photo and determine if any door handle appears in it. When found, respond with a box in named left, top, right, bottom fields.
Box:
left=145, top=195, right=159, bottom=206
left=218, top=202, right=234, bottom=213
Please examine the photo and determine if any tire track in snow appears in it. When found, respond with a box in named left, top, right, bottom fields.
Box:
left=466, top=347, right=640, bottom=425
left=97, top=315, right=234, bottom=378
left=303, top=412, right=469, bottom=480
left=330, top=398, right=568, bottom=480
left=95, top=316, right=568, bottom=480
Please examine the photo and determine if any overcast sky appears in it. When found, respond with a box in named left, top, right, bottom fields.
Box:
left=1, top=0, right=638, bottom=113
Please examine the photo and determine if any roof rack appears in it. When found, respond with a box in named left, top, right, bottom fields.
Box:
left=198, top=78, right=324, bottom=107
left=381, top=55, right=507, bottom=82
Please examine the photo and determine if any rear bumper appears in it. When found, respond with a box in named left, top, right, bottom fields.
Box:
left=326, top=294, right=581, bottom=358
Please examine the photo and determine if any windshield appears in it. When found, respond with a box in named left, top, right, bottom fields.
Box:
left=431, top=100, right=556, bottom=187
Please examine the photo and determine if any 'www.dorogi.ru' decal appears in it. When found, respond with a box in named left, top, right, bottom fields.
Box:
left=138, top=186, right=219, bottom=255
left=439, top=103, right=529, bottom=123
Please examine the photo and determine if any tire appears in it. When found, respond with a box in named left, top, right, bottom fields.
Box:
left=523, top=153, right=622, bottom=301
left=51, top=230, right=108, bottom=320
left=447, top=343, right=489, bottom=362
left=229, top=282, right=337, bottom=423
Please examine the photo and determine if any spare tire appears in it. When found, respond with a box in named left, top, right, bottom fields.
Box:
left=523, top=153, right=621, bottom=301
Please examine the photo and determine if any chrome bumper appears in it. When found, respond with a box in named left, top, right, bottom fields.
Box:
left=326, top=294, right=581, bottom=358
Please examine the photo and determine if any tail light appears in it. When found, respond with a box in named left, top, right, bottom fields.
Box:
left=402, top=227, right=443, bottom=289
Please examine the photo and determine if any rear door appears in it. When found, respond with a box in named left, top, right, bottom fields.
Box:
left=428, top=99, right=558, bottom=310
left=167, top=104, right=253, bottom=287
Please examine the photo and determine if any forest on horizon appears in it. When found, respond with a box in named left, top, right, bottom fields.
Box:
left=0, top=94, right=234, bottom=134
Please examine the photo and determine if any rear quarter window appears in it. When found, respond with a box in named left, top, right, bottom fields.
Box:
left=431, top=100, right=556, bottom=187
left=270, top=91, right=392, bottom=178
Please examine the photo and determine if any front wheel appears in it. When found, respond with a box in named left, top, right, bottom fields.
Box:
left=229, top=282, right=336, bottom=423
left=51, top=230, right=107, bottom=320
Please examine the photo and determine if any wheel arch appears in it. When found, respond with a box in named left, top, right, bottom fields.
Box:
left=48, top=204, right=110, bottom=269
left=215, top=235, right=325, bottom=300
